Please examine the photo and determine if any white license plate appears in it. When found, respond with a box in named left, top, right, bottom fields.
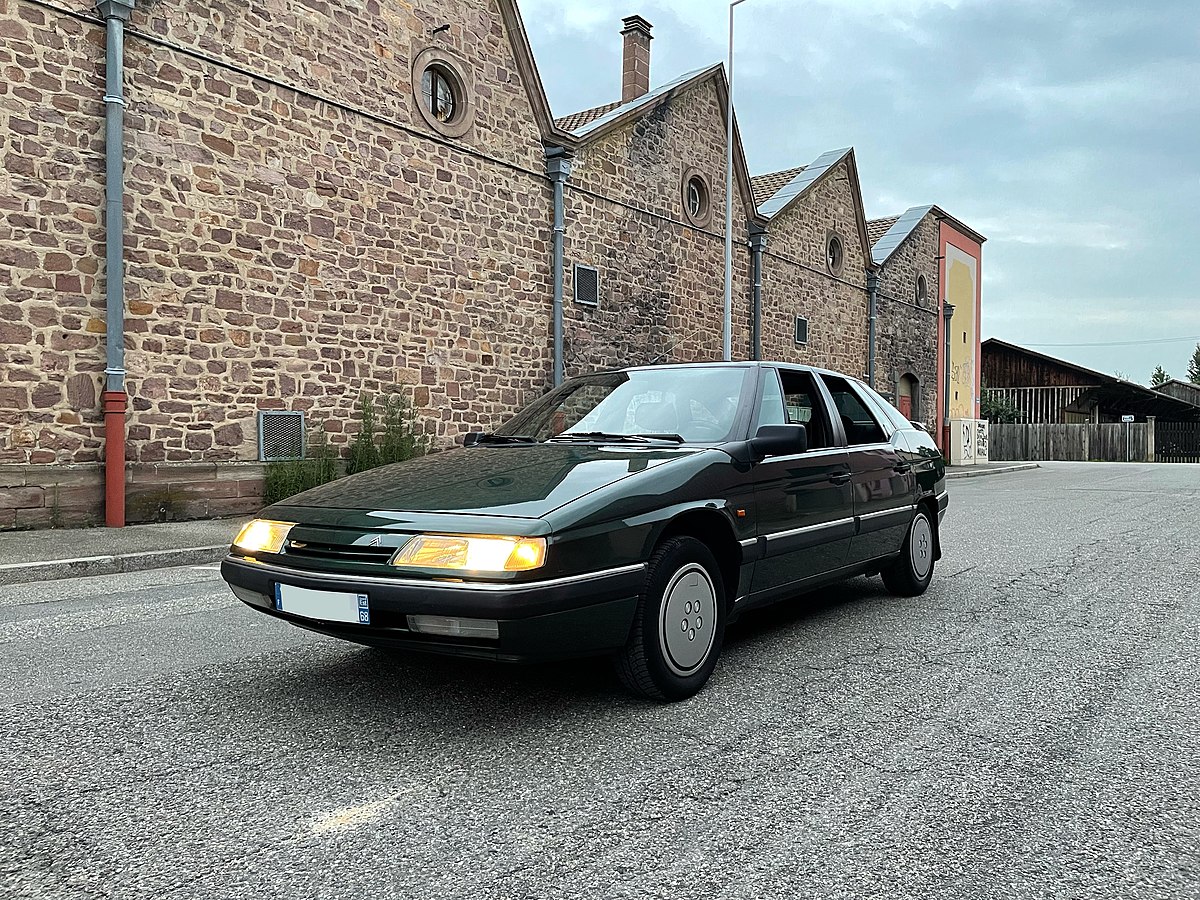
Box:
left=274, top=584, right=370, bottom=625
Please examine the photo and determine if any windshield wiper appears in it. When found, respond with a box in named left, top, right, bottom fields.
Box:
left=473, top=433, right=539, bottom=445
left=549, top=432, right=684, bottom=444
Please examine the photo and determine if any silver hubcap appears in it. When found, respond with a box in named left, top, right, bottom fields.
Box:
left=658, top=563, right=717, bottom=676
left=910, top=514, right=933, bottom=580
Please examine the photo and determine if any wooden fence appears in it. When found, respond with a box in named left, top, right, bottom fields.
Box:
left=989, top=423, right=1150, bottom=462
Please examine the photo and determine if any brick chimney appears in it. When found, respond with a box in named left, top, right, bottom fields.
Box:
left=621, top=15, right=653, bottom=103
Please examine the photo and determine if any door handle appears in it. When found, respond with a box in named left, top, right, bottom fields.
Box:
left=828, top=473, right=851, bottom=485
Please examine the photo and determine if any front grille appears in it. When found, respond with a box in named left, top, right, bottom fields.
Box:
left=284, top=538, right=399, bottom=564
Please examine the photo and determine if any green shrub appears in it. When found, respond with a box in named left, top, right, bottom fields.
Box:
left=347, top=391, right=429, bottom=475
left=262, top=419, right=340, bottom=505
left=980, top=390, right=1022, bottom=424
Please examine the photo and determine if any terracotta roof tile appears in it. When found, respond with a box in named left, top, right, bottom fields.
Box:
left=554, top=101, right=621, bottom=133
left=750, top=166, right=806, bottom=207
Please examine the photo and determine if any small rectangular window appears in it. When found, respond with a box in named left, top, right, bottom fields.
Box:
left=574, top=264, right=600, bottom=306
left=794, top=316, right=809, bottom=346
left=258, top=410, right=305, bottom=461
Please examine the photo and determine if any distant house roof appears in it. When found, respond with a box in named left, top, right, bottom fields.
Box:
left=554, top=102, right=620, bottom=133
left=982, top=338, right=1200, bottom=421
left=1157, top=378, right=1200, bottom=404
left=866, top=215, right=899, bottom=247
left=751, top=166, right=805, bottom=207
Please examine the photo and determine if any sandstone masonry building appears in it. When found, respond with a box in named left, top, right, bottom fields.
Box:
left=0, top=0, right=984, bottom=528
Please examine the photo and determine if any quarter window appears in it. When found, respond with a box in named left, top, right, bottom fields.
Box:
left=820, top=374, right=887, bottom=445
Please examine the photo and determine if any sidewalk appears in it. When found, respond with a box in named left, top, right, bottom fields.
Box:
left=0, top=517, right=248, bottom=586
left=944, top=462, right=1040, bottom=480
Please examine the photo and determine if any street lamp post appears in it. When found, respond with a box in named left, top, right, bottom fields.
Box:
left=724, top=0, right=750, bottom=362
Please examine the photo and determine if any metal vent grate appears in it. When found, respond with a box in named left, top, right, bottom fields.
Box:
left=794, top=316, right=809, bottom=346
left=258, top=410, right=305, bottom=461
left=574, top=264, right=600, bottom=306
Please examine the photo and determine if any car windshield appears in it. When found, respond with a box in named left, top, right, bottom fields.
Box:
left=496, top=367, right=751, bottom=443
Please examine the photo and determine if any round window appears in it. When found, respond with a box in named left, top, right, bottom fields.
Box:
left=680, top=168, right=713, bottom=227
left=687, top=177, right=707, bottom=219
left=412, top=49, right=474, bottom=138
left=422, top=65, right=459, bottom=124
left=916, top=274, right=928, bottom=306
left=826, top=234, right=844, bottom=275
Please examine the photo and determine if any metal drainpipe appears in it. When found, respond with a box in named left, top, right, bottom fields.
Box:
left=748, top=227, right=766, bottom=360
left=866, top=269, right=879, bottom=388
left=942, top=301, right=956, bottom=455
left=98, top=0, right=135, bottom=528
left=545, top=148, right=572, bottom=387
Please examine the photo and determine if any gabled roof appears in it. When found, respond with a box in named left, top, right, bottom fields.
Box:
left=751, top=166, right=806, bottom=207
left=870, top=205, right=935, bottom=265
left=753, top=147, right=873, bottom=271
left=866, top=215, right=900, bottom=247
left=870, top=204, right=988, bottom=265
left=562, top=64, right=720, bottom=139
left=554, top=64, right=764, bottom=228
left=755, top=147, right=853, bottom=219
left=554, top=102, right=621, bottom=133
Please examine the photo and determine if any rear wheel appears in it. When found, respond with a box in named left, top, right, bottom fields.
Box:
left=882, top=508, right=935, bottom=596
left=615, top=537, right=726, bottom=701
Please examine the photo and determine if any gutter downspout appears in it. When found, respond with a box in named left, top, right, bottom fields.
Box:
left=866, top=269, right=879, bottom=388
left=98, top=0, right=135, bottom=528
left=942, top=301, right=956, bottom=456
left=545, top=148, right=572, bottom=387
left=748, top=226, right=767, bottom=360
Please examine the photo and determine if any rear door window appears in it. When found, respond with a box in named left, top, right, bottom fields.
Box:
left=819, top=374, right=888, bottom=446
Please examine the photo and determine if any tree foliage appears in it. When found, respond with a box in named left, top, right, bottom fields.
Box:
left=981, top=390, right=1021, bottom=424
left=1150, top=365, right=1170, bottom=387
left=1188, top=343, right=1200, bottom=385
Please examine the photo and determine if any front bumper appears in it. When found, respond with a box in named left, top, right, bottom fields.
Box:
left=220, top=556, right=644, bottom=662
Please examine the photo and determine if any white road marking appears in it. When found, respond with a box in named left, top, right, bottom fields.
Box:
left=311, top=798, right=399, bottom=834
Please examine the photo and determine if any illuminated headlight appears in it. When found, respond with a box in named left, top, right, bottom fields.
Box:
left=391, top=535, right=547, bottom=573
left=232, top=519, right=297, bottom=555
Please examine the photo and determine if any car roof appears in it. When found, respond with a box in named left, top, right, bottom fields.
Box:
left=603, top=360, right=852, bottom=379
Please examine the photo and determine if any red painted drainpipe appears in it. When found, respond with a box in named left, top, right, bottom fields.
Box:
left=103, top=391, right=126, bottom=527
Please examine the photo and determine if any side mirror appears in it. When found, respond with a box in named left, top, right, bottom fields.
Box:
left=463, top=432, right=486, bottom=448
left=749, top=424, right=807, bottom=462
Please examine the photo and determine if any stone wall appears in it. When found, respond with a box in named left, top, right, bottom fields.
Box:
left=874, top=213, right=940, bottom=422
left=0, top=0, right=560, bottom=524
left=758, top=159, right=869, bottom=377
left=562, top=79, right=753, bottom=374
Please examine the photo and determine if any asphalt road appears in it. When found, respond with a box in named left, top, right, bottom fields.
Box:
left=3, top=462, right=1198, bottom=900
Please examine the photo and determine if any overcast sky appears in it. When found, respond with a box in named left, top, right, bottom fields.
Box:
left=520, top=0, right=1200, bottom=384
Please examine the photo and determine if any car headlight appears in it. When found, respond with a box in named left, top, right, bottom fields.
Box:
left=391, top=535, right=547, bottom=573
left=233, top=519, right=297, bottom=555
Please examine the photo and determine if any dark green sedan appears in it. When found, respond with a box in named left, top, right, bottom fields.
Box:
left=222, top=362, right=947, bottom=701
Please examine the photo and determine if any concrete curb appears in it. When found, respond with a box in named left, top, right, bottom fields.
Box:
left=0, top=544, right=230, bottom=586
left=945, top=463, right=1040, bottom=480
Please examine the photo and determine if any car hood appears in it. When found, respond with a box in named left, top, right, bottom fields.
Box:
left=272, top=444, right=707, bottom=519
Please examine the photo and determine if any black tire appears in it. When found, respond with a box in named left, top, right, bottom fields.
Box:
left=881, top=507, right=936, bottom=596
left=615, top=536, right=727, bottom=701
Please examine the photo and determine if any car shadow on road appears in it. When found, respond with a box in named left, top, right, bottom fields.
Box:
left=223, top=576, right=896, bottom=737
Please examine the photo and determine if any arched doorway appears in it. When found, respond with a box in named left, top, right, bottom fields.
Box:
left=898, top=373, right=919, bottom=421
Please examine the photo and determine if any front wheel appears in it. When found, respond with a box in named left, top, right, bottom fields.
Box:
left=615, top=537, right=726, bottom=701
left=882, top=508, right=936, bottom=596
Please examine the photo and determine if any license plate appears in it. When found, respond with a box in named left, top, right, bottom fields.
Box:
left=274, top=584, right=370, bottom=625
